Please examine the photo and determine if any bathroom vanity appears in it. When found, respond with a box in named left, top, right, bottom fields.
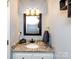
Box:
left=11, top=5, right=54, bottom=59
left=12, top=40, right=54, bottom=59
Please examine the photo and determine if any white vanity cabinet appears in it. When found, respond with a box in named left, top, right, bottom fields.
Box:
left=12, top=52, right=54, bottom=59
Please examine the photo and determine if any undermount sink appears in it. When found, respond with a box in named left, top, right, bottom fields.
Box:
left=25, top=43, right=39, bottom=49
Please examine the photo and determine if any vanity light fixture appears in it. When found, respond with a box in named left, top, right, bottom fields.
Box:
left=25, top=8, right=41, bottom=15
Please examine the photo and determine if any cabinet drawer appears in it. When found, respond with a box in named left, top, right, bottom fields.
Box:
left=13, top=53, right=32, bottom=59
left=33, top=53, right=53, bottom=59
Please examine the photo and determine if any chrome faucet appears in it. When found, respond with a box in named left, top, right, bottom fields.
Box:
left=30, top=38, right=35, bottom=43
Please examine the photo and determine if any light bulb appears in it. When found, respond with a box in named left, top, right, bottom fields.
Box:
left=36, top=9, right=40, bottom=15
left=31, top=9, right=35, bottom=15
left=26, top=9, right=30, bottom=15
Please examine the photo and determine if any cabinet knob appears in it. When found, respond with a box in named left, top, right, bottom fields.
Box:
left=22, top=57, right=24, bottom=59
left=42, top=57, right=44, bottom=59
left=7, top=40, right=9, bottom=45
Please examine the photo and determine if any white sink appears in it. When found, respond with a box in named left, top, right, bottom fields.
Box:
left=25, top=43, right=39, bottom=49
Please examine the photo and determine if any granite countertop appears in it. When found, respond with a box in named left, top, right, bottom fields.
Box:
left=12, top=40, right=54, bottom=52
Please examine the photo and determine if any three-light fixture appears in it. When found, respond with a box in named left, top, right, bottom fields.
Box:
left=25, top=8, right=41, bottom=15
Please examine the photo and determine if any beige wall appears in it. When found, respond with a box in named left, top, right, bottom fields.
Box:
left=47, top=0, right=71, bottom=59
left=10, top=0, right=19, bottom=46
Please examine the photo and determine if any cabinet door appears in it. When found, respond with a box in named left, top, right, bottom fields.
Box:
left=23, top=54, right=32, bottom=59
left=13, top=53, right=32, bottom=59
left=32, top=53, right=53, bottom=59
left=43, top=54, right=53, bottom=59
left=32, top=55, right=42, bottom=59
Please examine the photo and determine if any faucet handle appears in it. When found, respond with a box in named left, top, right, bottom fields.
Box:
left=30, top=38, right=35, bottom=43
left=31, top=38, right=33, bottom=41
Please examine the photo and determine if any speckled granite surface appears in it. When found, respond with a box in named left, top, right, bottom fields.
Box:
left=12, top=40, right=54, bottom=52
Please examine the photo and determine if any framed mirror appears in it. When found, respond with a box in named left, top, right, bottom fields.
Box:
left=23, top=14, right=42, bottom=35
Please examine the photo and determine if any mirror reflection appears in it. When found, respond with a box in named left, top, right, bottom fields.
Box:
left=24, top=14, right=42, bottom=35
left=26, top=16, right=39, bottom=34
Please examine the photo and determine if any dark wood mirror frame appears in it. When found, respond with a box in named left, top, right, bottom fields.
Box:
left=23, top=13, right=42, bottom=36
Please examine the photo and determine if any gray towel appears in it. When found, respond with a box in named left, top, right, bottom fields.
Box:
left=43, top=30, right=49, bottom=43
